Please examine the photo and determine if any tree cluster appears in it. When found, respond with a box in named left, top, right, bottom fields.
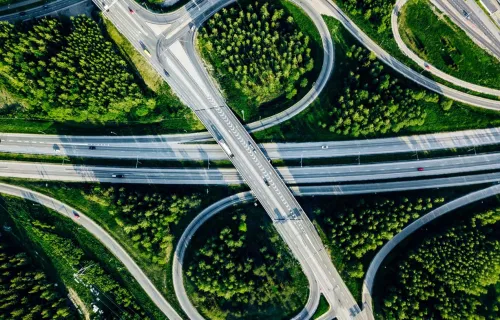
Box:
left=0, top=16, right=157, bottom=122
left=31, top=221, right=149, bottom=319
left=321, top=45, right=429, bottom=136
left=93, top=186, right=201, bottom=264
left=199, top=2, right=314, bottom=105
left=381, top=207, right=500, bottom=319
left=316, top=195, right=444, bottom=278
left=186, top=210, right=306, bottom=319
left=0, top=240, right=73, bottom=319
left=339, top=0, right=392, bottom=34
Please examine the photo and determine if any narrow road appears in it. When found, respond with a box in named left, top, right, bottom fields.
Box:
left=361, top=183, right=500, bottom=317
left=0, top=182, right=182, bottom=320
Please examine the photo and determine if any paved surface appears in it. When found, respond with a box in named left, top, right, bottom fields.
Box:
left=313, top=0, right=500, bottom=111
left=393, top=0, right=500, bottom=96
left=0, top=182, right=182, bottom=320
left=2, top=152, right=500, bottom=185
left=1, top=127, right=500, bottom=160
left=361, top=183, right=500, bottom=318
left=0, top=0, right=87, bottom=22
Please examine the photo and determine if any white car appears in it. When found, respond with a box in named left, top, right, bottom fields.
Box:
left=321, top=145, right=329, bottom=149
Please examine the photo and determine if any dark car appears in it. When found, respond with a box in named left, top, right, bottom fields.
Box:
left=72, top=211, right=80, bottom=219
left=112, top=174, right=124, bottom=178
left=19, top=11, right=26, bottom=16
left=88, top=146, right=96, bottom=150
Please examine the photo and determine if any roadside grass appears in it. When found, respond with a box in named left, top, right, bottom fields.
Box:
left=313, top=295, right=330, bottom=319
left=185, top=203, right=309, bottom=320
left=0, top=195, right=165, bottom=319
left=399, top=0, right=500, bottom=90
left=254, top=17, right=500, bottom=143
left=196, top=0, right=323, bottom=123
left=0, top=179, right=246, bottom=318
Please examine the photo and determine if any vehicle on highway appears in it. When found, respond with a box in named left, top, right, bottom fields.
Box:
left=128, top=7, right=134, bottom=14
left=248, top=141, right=256, bottom=152
left=143, top=48, right=152, bottom=58
left=19, top=11, right=26, bottom=16
left=72, top=211, right=80, bottom=219
left=164, top=69, right=169, bottom=76
left=103, top=2, right=109, bottom=11
left=219, top=140, right=234, bottom=158
left=263, top=177, right=270, bottom=186
left=43, top=5, right=48, bottom=9
left=424, top=63, right=430, bottom=70
left=88, top=146, right=96, bottom=150
left=321, top=145, right=329, bottom=149
left=111, top=174, right=124, bottom=178
left=418, top=167, right=425, bottom=171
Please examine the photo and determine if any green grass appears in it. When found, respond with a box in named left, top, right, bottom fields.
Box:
left=196, top=0, right=323, bottom=123
left=254, top=17, right=500, bottom=143
left=313, top=295, right=330, bottom=319
left=0, top=195, right=166, bottom=319
left=399, top=0, right=500, bottom=90
left=0, top=179, right=246, bottom=318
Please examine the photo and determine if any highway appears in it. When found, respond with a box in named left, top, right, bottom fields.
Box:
left=1, top=127, right=500, bottom=160
left=0, top=182, right=182, bottom=320
left=1, top=152, right=500, bottom=185
left=361, top=183, right=500, bottom=316
left=393, top=0, right=500, bottom=96
left=0, top=0, right=88, bottom=22
left=173, top=181, right=500, bottom=320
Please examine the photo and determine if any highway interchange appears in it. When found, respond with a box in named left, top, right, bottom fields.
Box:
left=1, top=0, right=500, bottom=319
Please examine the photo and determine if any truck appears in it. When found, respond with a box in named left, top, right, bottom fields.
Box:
left=211, top=124, right=234, bottom=158
left=219, top=140, right=234, bottom=158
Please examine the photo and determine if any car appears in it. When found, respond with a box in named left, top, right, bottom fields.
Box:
left=88, top=146, right=96, bottom=150
left=19, top=11, right=26, bottom=16
left=417, top=167, right=425, bottom=171
left=111, top=174, right=124, bottom=178
left=263, top=177, right=270, bottom=186
left=102, top=2, right=109, bottom=11
left=143, top=48, right=152, bottom=58
left=72, top=211, right=80, bottom=219
left=43, top=5, right=48, bottom=9
left=321, top=145, right=329, bottom=149
left=128, top=7, right=134, bottom=14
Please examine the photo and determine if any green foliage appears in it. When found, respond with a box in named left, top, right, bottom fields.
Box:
left=93, top=186, right=202, bottom=264
left=186, top=207, right=307, bottom=319
left=198, top=1, right=314, bottom=108
left=0, top=241, right=73, bottom=319
left=0, top=16, right=167, bottom=122
left=314, top=195, right=444, bottom=281
left=338, top=0, right=392, bottom=34
left=381, top=207, right=500, bottom=319
left=322, top=45, right=427, bottom=136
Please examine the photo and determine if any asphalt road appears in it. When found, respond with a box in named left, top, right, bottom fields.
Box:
left=0, top=0, right=87, bottom=22
left=2, top=152, right=499, bottom=185
left=361, top=183, right=500, bottom=318
left=393, top=0, right=500, bottom=96
left=0, top=182, right=182, bottom=320
left=1, top=127, right=499, bottom=161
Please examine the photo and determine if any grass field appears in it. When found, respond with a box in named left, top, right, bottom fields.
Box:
left=0, top=179, right=246, bottom=317
left=313, top=295, right=330, bottom=319
left=0, top=195, right=166, bottom=319
left=399, top=0, right=500, bottom=90
left=253, top=17, right=500, bottom=143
